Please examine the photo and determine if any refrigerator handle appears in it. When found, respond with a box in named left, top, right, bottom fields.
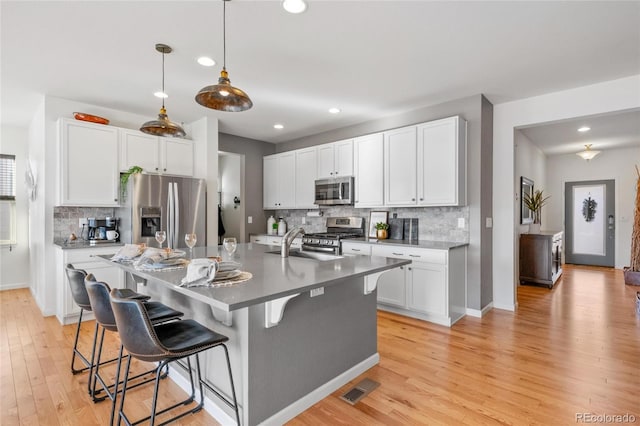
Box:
left=167, top=183, right=174, bottom=249
left=173, top=182, right=180, bottom=248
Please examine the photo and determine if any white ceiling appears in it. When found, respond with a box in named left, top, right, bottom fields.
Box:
left=1, top=1, right=639, bottom=144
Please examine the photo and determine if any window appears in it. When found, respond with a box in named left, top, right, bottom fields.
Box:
left=0, top=154, right=17, bottom=245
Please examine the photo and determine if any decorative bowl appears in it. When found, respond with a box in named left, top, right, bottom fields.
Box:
left=73, top=112, right=109, bottom=125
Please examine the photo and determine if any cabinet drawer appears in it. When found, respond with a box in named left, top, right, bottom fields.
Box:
left=342, top=243, right=371, bottom=255
left=371, top=245, right=447, bottom=264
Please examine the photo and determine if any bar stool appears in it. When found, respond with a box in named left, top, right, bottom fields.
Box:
left=84, top=274, right=184, bottom=425
left=110, top=288, right=241, bottom=426
left=64, top=264, right=150, bottom=395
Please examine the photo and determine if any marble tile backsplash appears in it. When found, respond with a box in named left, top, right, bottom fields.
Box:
left=274, top=206, right=469, bottom=243
left=53, top=206, right=116, bottom=241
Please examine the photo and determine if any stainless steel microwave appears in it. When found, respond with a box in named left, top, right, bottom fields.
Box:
left=314, top=176, right=354, bottom=206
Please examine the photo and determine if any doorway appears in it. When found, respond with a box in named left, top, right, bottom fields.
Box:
left=218, top=151, right=245, bottom=243
left=564, top=179, right=615, bottom=267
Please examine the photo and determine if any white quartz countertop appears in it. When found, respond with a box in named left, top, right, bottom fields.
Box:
left=55, top=239, right=124, bottom=250
left=95, top=243, right=410, bottom=312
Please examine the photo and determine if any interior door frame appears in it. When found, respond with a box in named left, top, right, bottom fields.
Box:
left=564, top=179, right=615, bottom=267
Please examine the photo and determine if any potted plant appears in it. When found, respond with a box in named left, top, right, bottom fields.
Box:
left=375, top=222, right=389, bottom=240
left=120, top=165, right=143, bottom=201
left=523, top=189, right=550, bottom=234
left=624, top=165, right=640, bottom=286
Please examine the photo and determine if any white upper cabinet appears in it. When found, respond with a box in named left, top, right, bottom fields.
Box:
left=417, top=116, right=466, bottom=206
left=353, top=133, right=384, bottom=207
left=384, top=126, right=418, bottom=206
left=317, top=139, right=353, bottom=178
left=263, top=152, right=296, bottom=209
left=295, top=147, right=318, bottom=209
left=58, top=118, right=120, bottom=206
left=120, top=129, right=193, bottom=177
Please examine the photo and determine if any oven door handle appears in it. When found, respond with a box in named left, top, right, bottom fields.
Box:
left=302, top=245, right=338, bottom=253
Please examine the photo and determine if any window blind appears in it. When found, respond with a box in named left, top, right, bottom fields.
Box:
left=0, top=154, right=16, bottom=200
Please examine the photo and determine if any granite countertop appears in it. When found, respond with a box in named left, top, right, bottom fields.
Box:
left=95, top=243, right=410, bottom=312
left=343, top=238, right=468, bottom=250
left=54, top=239, right=125, bottom=249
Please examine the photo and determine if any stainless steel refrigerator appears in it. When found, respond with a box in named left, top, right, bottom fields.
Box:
left=117, top=174, right=206, bottom=249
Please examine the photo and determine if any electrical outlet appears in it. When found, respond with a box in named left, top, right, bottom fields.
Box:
left=486, top=217, right=493, bottom=228
left=310, top=287, right=324, bottom=297
left=247, top=216, right=253, bottom=224
left=457, top=218, right=465, bottom=228
left=79, top=218, right=88, bottom=227
left=301, top=217, right=306, bottom=224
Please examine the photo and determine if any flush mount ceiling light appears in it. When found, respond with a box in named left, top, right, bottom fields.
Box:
left=328, top=107, right=341, bottom=114
left=578, top=126, right=591, bottom=132
left=576, top=144, right=601, bottom=161
left=197, top=56, right=216, bottom=67
left=273, top=124, right=284, bottom=129
left=140, top=44, right=186, bottom=138
left=282, top=0, right=307, bottom=14
left=195, top=0, right=253, bottom=112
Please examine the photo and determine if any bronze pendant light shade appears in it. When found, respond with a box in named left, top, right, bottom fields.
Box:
left=195, top=0, right=253, bottom=112
left=141, top=44, right=186, bottom=138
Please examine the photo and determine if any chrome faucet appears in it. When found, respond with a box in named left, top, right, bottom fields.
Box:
left=281, top=226, right=305, bottom=258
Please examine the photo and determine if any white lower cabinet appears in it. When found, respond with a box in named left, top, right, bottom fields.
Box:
left=365, top=243, right=465, bottom=326
left=56, top=246, right=125, bottom=325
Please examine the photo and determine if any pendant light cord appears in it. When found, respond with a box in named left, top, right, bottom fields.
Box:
left=223, top=0, right=227, bottom=71
left=161, top=49, right=166, bottom=109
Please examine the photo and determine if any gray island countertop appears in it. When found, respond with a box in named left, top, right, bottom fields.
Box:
left=96, top=243, right=410, bottom=312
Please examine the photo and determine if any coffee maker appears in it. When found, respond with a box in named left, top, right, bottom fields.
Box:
left=86, top=217, right=119, bottom=242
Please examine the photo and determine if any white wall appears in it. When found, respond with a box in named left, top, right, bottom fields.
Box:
left=514, top=130, right=547, bottom=234
left=0, top=126, right=31, bottom=289
left=218, top=153, right=245, bottom=243
left=545, top=146, right=639, bottom=269
left=493, top=74, right=640, bottom=311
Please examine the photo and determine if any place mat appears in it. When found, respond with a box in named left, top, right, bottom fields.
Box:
left=135, top=259, right=189, bottom=271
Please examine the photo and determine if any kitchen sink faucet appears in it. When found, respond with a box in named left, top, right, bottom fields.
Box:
left=281, top=226, right=305, bottom=258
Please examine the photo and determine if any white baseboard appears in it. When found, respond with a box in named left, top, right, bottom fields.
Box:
left=0, top=282, right=30, bottom=291
left=168, top=353, right=380, bottom=426
left=492, top=301, right=516, bottom=312
left=466, top=302, right=494, bottom=318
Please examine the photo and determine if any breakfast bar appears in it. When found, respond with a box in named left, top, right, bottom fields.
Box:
left=97, top=243, right=409, bottom=425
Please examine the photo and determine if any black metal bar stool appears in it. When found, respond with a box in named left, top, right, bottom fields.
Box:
left=110, top=288, right=241, bottom=426
left=64, top=264, right=150, bottom=395
left=85, top=274, right=184, bottom=425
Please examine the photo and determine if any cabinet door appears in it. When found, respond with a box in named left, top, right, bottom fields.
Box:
left=384, top=126, right=417, bottom=206
left=120, top=129, right=159, bottom=172
left=341, top=242, right=371, bottom=256
left=407, top=262, right=447, bottom=316
left=317, top=144, right=335, bottom=178
left=162, top=137, right=194, bottom=176
left=376, top=266, right=406, bottom=307
left=277, top=152, right=296, bottom=208
left=354, top=133, right=384, bottom=207
left=295, top=147, right=318, bottom=208
left=417, top=117, right=465, bottom=206
left=263, top=156, right=279, bottom=209
left=334, top=139, right=354, bottom=177
left=59, top=119, right=120, bottom=206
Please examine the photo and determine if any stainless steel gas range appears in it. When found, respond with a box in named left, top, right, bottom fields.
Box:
left=302, top=217, right=365, bottom=255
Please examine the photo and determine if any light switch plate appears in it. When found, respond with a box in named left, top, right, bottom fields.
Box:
left=457, top=218, right=465, bottom=228
left=247, top=216, right=253, bottom=224
left=310, top=287, right=324, bottom=297
left=486, top=217, right=493, bottom=228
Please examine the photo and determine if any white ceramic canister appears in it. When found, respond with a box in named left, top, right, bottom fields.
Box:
left=267, top=215, right=276, bottom=235
left=277, top=217, right=287, bottom=236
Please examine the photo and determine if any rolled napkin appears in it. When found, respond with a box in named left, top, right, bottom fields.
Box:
left=111, top=243, right=146, bottom=262
left=181, top=258, right=219, bottom=285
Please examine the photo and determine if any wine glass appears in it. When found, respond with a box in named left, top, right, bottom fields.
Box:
left=223, top=237, right=237, bottom=257
left=155, top=230, right=166, bottom=249
left=185, top=233, right=197, bottom=258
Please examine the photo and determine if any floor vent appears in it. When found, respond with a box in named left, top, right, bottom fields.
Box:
left=340, top=378, right=380, bottom=405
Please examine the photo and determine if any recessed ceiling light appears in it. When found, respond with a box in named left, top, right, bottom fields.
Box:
left=197, top=56, right=216, bottom=67
left=282, top=0, right=307, bottom=14
left=154, top=91, right=168, bottom=99
left=328, top=107, right=341, bottom=114
left=274, top=124, right=284, bottom=130
left=578, top=126, right=591, bottom=132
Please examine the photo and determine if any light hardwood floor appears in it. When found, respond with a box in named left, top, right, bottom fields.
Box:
left=2, top=265, right=639, bottom=425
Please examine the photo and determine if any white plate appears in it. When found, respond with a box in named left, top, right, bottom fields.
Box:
left=212, top=270, right=242, bottom=281
left=218, top=261, right=242, bottom=273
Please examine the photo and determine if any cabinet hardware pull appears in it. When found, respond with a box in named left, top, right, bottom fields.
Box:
left=408, top=267, right=412, bottom=271
left=164, top=168, right=166, bottom=171
left=420, top=198, right=424, bottom=201
left=114, top=198, right=118, bottom=202
left=352, top=248, right=360, bottom=251
left=392, top=252, right=403, bottom=256
left=400, top=266, right=403, bottom=270
left=409, top=254, right=421, bottom=258
left=155, top=167, right=159, bottom=171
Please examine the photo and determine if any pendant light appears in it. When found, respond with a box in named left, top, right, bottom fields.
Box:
left=576, top=144, right=600, bottom=161
left=140, top=44, right=186, bottom=138
left=195, top=0, right=253, bottom=112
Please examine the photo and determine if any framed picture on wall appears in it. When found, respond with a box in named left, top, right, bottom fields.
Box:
left=521, top=176, right=534, bottom=224
left=368, top=211, right=389, bottom=238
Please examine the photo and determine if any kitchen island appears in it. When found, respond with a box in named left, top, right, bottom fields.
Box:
left=96, top=243, right=409, bottom=425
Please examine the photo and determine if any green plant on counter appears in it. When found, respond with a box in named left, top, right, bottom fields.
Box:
left=120, top=166, right=143, bottom=200
left=375, top=222, right=389, bottom=230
